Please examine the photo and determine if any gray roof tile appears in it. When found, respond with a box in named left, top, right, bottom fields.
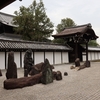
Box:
left=0, top=39, right=72, bottom=51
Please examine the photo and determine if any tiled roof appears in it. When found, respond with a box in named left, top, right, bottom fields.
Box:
left=0, top=39, right=72, bottom=51
left=52, top=24, right=98, bottom=40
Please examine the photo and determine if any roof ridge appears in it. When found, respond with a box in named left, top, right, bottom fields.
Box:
left=64, top=23, right=91, bottom=30
left=0, top=38, right=66, bottom=46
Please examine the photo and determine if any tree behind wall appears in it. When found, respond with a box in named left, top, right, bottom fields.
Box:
left=53, top=18, right=76, bottom=44
left=88, top=40, right=99, bottom=46
left=13, top=0, right=54, bottom=41
left=56, top=18, right=76, bottom=33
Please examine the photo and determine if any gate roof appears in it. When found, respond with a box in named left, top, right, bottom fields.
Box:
left=52, top=24, right=98, bottom=42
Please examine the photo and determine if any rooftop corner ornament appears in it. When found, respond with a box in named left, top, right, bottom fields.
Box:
left=52, top=23, right=98, bottom=67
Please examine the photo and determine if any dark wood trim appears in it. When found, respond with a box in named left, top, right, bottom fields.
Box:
left=0, top=0, right=16, bottom=10
left=75, top=42, right=78, bottom=59
left=86, top=42, right=88, bottom=61
left=61, top=51, right=63, bottom=64
left=32, top=51, right=34, bottom=65
left=44, top=51, right=45, bottom=62
left=5, top=51, right=6, bottom=69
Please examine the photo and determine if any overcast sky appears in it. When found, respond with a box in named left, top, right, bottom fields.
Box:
left=1, top=0, right=100, bottom=43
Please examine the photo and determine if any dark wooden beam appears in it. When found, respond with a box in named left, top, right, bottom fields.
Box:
left=0, top=0, right=16, bottom=10
left=75, top=42, right=78, bottom=59
left=86, top=42, right=88, bottom=62
left=85, top=42, right=90, bottom=67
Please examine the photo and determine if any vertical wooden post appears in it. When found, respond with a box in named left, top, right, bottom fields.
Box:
left=85, top=42, right=90, bottom=67
left=5, top=51, right=7, bottom=69
left=75, top=41, right=78, bottom=59
left=86, top=42, right=88, bottom=62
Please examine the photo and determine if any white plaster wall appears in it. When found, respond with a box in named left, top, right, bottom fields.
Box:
left=22, top=52, right=25, bottom=68
left=62, top=52, right=68, bottom=63
left=0, top=52, right=5, bottom=69
left=96, top=52, right=99, bottom=60
left=95, top=52, right=98, bottom=60
left=91, top=52, right=94, bottom=60
left=90, top=52, right=93, bottom=60
left=98, top=52, right=100, bottom=59
left=97, top=52, right=99, bottom=60
left=6, top=52, right=9, bottom=68
left=83, top=55, right=86, bottom=61
left=55, top=52, right=61, bottom=64
left=14, top=52, right=20, bottom=68
left=34, top=52, right=44, bottom=64
left=45, top=52, right=53, bottom=65
left=82, top=52, right=86, bottom=61
left=88, top=52, right=91, bottom=60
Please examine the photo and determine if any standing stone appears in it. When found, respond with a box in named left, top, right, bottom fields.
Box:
left=6, top=51, right=17, bottom=79
left=24, top=49, right=34, bottom=77
left=75, top=58, right=80, bottom=67
left=0, top=69, right=2, bottom=76
left=41, top=59, right=53, bottom=84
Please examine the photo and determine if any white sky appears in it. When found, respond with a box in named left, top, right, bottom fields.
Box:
left=1, top=0, right=100, bottom=44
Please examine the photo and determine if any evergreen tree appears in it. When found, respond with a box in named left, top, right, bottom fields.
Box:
left=88, top=40, right=99, bottom=46
left=13, top=0, right=54, bottom=41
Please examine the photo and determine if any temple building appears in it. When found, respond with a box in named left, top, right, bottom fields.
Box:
left=0, top=12, right=72, bottom=69
left=0, top=1, right=100, bottom=69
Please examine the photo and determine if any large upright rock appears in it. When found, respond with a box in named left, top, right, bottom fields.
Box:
left=41, top=59, right=53, bottom=84
left=6, top=51, right=17, bottom=79
left=75, top=58, right=80, bottom=67
left=24, top=49, right=34, bottom=77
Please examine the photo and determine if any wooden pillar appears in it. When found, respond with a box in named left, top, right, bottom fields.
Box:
left=5, top=51, right=7, bottom=69
left=86, top=42, right=88, bottom=61
left=85, top=42, right=90, bottom=67
left=75, top=42, right=78, bottom=59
